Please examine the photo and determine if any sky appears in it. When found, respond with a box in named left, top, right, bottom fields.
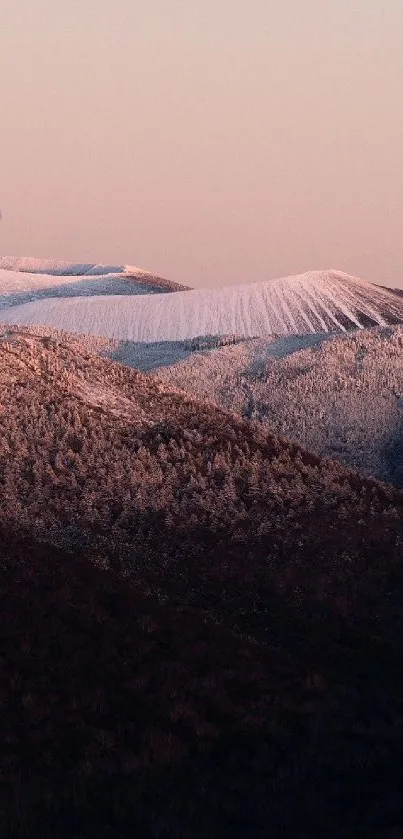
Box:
left=1, top=0, right=403, bottom=289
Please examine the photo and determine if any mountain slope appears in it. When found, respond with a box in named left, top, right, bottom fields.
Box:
left=155, top=326, right=403, bottom=485
left=0, top=257, right=187, bottom=310
left=2, top=269, right=403, bottom=341
left=2, top=526, right=403, bottom=839
left=2, top=329, right=403, bottom=836
left=0, top=325, right=402, bottom=642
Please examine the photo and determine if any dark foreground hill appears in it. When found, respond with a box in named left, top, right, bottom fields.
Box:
left=1, top=328, right=403, bottom=836
left=2, top=527, right=403, bottom=839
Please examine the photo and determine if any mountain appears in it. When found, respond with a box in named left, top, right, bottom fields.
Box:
left=2, top=328, right=403, bottom=837
left=2, top=269, right=403, bottom=341
left=155, top=326, right=403, bottom=486
left=0, top=325, right=401, bottom=637
left=0, top=256, right=142, bottom=275
left=2, top=526, right=403, bottom=839
left=0, top=256, right=187, bottom=309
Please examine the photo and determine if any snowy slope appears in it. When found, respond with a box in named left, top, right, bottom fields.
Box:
left=0, top=257, right=127, bottom=276
left=0, top=258, right=187, bottom=309
left=2, top=269, right=403, bottom=342
left=155, top=326, right=403, bottom=485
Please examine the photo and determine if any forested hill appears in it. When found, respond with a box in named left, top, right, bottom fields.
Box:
left=1, top=526, right=403, bottom=838
left=0, top=326, right=402, bottom=639
left=155, top=326, right=403, bottom=485
left=2, top=327, right=403, bottom=836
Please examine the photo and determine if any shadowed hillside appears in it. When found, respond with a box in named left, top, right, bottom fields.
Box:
left=1, top=527, right=403, bottom=838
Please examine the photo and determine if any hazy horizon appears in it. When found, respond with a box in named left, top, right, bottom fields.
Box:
left=1, top=1, right=403, bottom=289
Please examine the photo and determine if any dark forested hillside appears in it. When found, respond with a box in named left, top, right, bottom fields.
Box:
left=1, top=526, right=403, bottom=839
left=1, top=327, right=403, bottom=836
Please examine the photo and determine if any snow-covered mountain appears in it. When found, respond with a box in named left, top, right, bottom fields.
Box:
left=2, top=269, right=403, bottom=341
left=0, top=257, right=187, bottom=309
left=0, top=256, right=129, bottom=275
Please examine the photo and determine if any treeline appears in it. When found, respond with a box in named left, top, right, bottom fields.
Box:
left=183, top=333, right=246, bottom=351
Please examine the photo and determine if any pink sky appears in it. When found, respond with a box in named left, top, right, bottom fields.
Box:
left=1, top=0, right=403, bottom=288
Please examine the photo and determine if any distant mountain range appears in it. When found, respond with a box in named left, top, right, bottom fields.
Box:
left=0, top=256, right=187, bottom=310
left=1, top=266, right=403, bottom=340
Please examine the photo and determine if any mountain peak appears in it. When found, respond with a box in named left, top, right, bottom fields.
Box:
left=2, top=265, right=402, bottom=342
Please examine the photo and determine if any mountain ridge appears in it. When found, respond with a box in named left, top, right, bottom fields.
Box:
left=2, top=268, right=403, bottom=341
left=0, top=254, right=187, bottom=283
left=0, top=258, right=188, bottom=309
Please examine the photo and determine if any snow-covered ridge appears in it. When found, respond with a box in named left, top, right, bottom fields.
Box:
left=0, top=256, right=125, bottom=276
left=0, top=256, right=173, bottom=279
left=2, top=269, right=403, bottom=342
left=0, top=257, right=187, bottom=308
